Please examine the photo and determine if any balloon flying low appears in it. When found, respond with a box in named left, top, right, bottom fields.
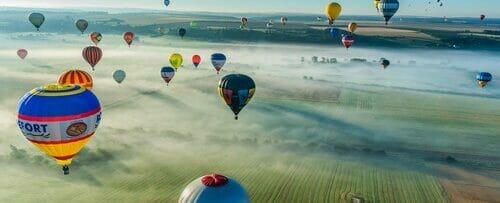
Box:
left=161, top=66, right=176, bottom=85
left=218, top=74, right=256, bottom=120
left=324, top=2, right=342, bottom=25
left=348, top=22, right=358, bottom=33
left=381, top=59, right=391, bottom=69
left=58, top=69, right=94, bottom=90
left=476, top=72, right=492, bottom=88
left=281, top=17, right=288, bottom=26
left=28, top=12, right=45, bottom=31
left=17, top=84, right=102, bottom=175
left=82, top=46, right=103, bottom=71
left=75, top=19, right=89, bottom=34
left=164, top=0, right=170, bottom=8
left=179, top=28, right=187, bottom=38
left=113, top=70, right=126, bottom=84
left=169, top=53, right=183, bottom=71
left=179, top=174, right=250, bottom=203
left=211, top=53, right=227, bottom=74
left=192, top=55, right=201, bottom=68
left=90, top=32, right=102, bottom=46
left=241, top=17, right=248, bottom=29
left=17, top=49, right=28, bottom=59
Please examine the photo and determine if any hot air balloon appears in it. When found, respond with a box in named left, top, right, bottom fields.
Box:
left=89, top=32, right=102, bottom=46
left=169, top=53, right=183, bottom=71
left=241, top=17, right=248, bottom=29
left=316, top=16, right=323, bottom=22
left=480, top=14, right=486, bottom=21
left=476, top=72, right=492, bottom=87
left=82, top=46, right=102, bottom=71
left=348, top=22, right=358, bottom=33
left=28, top=13, right=45, bottom=31
left=374, top=0, right=381, bottom=12
left=179, top=174, right=250, bottom=203
left=192, top=55, right=201, bottom=68
left=58, top=69, right=93, bottom=90
left=211, top=53, right=227, bottom=74
left=324, top=2, right=342, bottom=25
left=378, top=0, right=400, bottom=25
left=281, top=17, right=288, bottom=26
left=17, top=49, right=28, bottom=60
left=266, top=21, right=274, bottom=29
left=158, top=27, right=167, bottom=35
left=190, top=21, right=198, bottom=28
left=381, top=59, right=390, bottom=69
left=218, top=74, right=256, bottom=120
left=123, top=32, right=135, bottom=47
left=17, top=83, right=102, bottom=175
left=161, top=66, right=176, bottom=85
left=113, top=70, right=126, bottom=84
left=164, top=0, right=170, bottom=8
left=179, top=28, right=187, bottom=38
left=342, top=35, right=354, bottom=49
left=75, top=19, right=88, bottom=34
left=329, top=28, right=339, bottom=38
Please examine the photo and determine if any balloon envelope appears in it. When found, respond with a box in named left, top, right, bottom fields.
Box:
left=58, top=69, right=94, bottom=89
left=161, top=66, right=176, bottom=85
left=342, top=35, right=354, bottom=49
left=179, top=174, right=250, bottom=203
left=75, top=19, right=88, bottom=34
left=113, top=70, right=126, bottom=84
left=476, top=72, right=492, bottom=87
left=192, top=55, right=201, bottom=68
left=218, top=74, right=256, bottom=120
left=29, top=13, right=45, bottom=31
left=17, top=49, right=28, bottom=59
left=348, top=22, right=358, bottom=33
left=82, top=46, right=102, bottom=71
left=211, top=53, right=227, bottom=74
left=17, top=84, right=101, bottom=175
left=324, top=2, right=342, bottom=25
left=169, top=53, right=183, bottom=70
left=90, top=32, right=102, bottom=46
left=378, top=0, right=400, bottom=25
left=164, top=0, right=170, bottom=8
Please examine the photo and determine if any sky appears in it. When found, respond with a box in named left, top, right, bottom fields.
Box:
left=0, top=0, right=499, bottom=17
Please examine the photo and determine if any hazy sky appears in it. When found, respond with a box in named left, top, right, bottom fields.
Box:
left=0, top=0, right=499, bottom=17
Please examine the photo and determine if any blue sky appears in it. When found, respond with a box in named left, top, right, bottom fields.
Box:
left=1, top=0, right=499, bottom=17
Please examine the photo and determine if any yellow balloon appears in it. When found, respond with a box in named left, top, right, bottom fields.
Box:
left=169, top=53, right=183, bottom=70
left=374, top=0, right=381, bottom=11
left=348, top=22, right=358, bottom=33
left=324, top=2, right=342, bottom=25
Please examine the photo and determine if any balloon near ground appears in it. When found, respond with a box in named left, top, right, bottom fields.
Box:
left=192, top=55, right=201, bottom=68
left=378, top=0, right=400, bottom=25
left=17, top=84, right=101, bottom=175
left=113, top=70, right=126, bottom=84
left=17, top=49, right=28, bottom=59
left=160, top=66, right=176, bottom=85
left=211, top=53, right=226, bottom=74
left=28, top=12, right=45, bottom=31
left=218, top=74, right=256, bottom=120
left=123, top=32, right=135, bottom=47
left=82, top=46, right=103, bottom=71
left=324, top=2, right=342, bottom=25
left=58, top=69, right=94, bottom=90
left=179, top=174, right=250, bottom=203
left=89, top=32, right=102, bottom=46
left=476, top=72, right=492, bottom=88
left=75, top=19, right=88, bottom=34
left=169, top=53, right=183, bottom=71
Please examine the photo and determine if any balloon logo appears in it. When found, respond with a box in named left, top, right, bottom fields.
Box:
left=169, top=53, right=183, bottom=71
left=17, top=49, right=28, bottom=60
left=161, top=66, right=176, bottom=85
left=75, top=19, right=88, bottom=34
left=179, top=174, right=250, bottom=203
left=192, top=55, right=201, bottom=68
left=58, top=69, right=94, bottom=90
left=123, top=32, right=135, bottom=47
left=82, top=46, right=103, bottom=71
left=211, top=53, right=227, bottom=74
left=90, top=32, right=102, bottom=46
left=218, top=74, right=256, bottom=120
left=28, top=12, right=45, bottom=31
left=113, top=70, right=126, bottom=84
left=17, top=84, right=102, bottom=175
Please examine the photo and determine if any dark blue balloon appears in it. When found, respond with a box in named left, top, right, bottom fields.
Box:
left=164, top=0, right=170, bottom=7
left=476, top=72, right=492, bottom=82
left=329, top=28, right=339, bottom=38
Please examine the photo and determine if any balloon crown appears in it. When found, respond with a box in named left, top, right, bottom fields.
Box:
left=201, top=174, right=228, bottom=187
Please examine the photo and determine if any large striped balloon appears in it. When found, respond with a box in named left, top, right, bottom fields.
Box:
left=17, top=84, right=101, bottom=175
left=58, top=69, right=93, bottom=90
left=377, top=0, right=399, bottom=25
left=82, top=46, right=102, bottom=71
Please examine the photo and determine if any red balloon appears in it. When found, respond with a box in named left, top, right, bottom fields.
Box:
left=342, top=35, right=354, bottom=49
left=123, top=32, right=135, bottom=47
left=82, top=46, right=102, bottom=71
left=192, top=55, right=201, bottom=68
left=17, top=49, right=28, bottom=59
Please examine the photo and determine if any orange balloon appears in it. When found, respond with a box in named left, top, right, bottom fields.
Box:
left=58, top=69, right=94, bottom=90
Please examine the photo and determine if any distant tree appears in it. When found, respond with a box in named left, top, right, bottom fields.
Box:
left=446, top=155, right=457, bottom=163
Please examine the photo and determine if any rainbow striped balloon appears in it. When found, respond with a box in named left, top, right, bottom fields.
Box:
left=58, top=69, right=93, bottom=90
left=17, top=84, right=101, bottom=175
